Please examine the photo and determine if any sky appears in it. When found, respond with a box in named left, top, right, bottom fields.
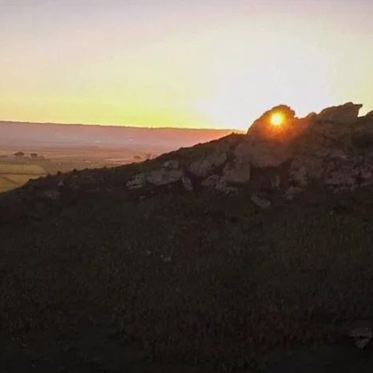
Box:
left=0, top=0, right=373, bottom=130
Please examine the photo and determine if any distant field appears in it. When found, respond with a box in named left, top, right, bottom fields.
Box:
left=0, top=151, right=139, bottom=193
left=0, top=163, right=47, bottom=193
left=0, top=176, right=41, bottom=193
left=0, top=163, right=46, bottom=175
left=0, top=121, right=235, bottom=194
left=0, top=178, right=16, bottom=193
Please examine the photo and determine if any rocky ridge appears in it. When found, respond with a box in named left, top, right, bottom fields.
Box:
left=126, top=102, right=373, bottom=204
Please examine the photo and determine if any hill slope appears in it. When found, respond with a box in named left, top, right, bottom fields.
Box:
left=0, top=103, right=373, bottom=371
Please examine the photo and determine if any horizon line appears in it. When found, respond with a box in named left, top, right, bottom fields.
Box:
left=0, top=119, right=242, bottom=133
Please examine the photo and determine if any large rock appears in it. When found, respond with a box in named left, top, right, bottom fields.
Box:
left=126, top=174, right=146, bottom=189
left=188, top=151, right=227, bottom=177
left=351, top=117, right=373, bottom=152
left=126, top=168, right=183, bottom=188
left=234, top=139, right=290, bottom=168
left=162, top=160, right=179, bottom=170
left=181, top=176, right=194, bottom=192
left=289, top=157, right=324, bottom=188
left=352, top=132, right=373, bottom=152
left=146, top=169, right=183, bottom=186
left=247, top=105, right=296, bottom=138
left=251, top=194, right=271, bottom=209
left=323, top=158, right=373, bottom=191
left=317, top=102, right=362, bottom=124
left=200, top=175, right=237, bottom=193
left=201, top=175, right=221, bottom=188
left=222, top=159, right=251, bottom=184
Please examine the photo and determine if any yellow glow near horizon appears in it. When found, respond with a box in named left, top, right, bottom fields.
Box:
left=1, top=1, right=373, bottom=130
left=270, top=112, right=285, bottom=127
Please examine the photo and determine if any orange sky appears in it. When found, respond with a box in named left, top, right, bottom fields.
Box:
left=1, top=0, right=373, bottom=130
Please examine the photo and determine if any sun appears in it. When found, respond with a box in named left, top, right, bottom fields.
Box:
left=270, top=112, right=285, bottom=127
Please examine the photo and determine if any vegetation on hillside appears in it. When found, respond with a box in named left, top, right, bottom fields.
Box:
left=0, top=165, right=372, bottom=368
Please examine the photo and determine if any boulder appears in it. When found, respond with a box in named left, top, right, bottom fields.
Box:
left=270, top=175, right=281, bottom=190
left=352, top=132, right=373, bottom=151
left=285, top=186, right=303, bottom=200
left=189, top=151, right=227, bottom=177
left=201, top=175, right=221, bottom=188
left=126, top=174, right=146, bottom=190
left=216, top=183, right=238, bottom=194
left=323, top=159, right=360, bottom=191
left=234, top=139, right=290, bottom=168
left=251, top=194, right=271, bottom=209
left=181, top=176, right=194, bottom=192
left=200, top=174, right=238, bottom=193
left=126, top=168, right=184, bottom=189
left=162, top=160, right=179, bottom=170
left=317, top=102, right=362, bottom=124
left=289, top=161, right=308, bottom=187
left=222, top=159, right=251, bottom=184
left=289, top=157, right=323, bottom=187
left=247, top=105, right=296, bottom=137
left=351, top=118, right=373, bottom=151
left=146, top=169, right=183, bottom=186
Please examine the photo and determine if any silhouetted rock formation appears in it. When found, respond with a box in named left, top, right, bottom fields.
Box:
left=125, top=103, right=373, bottom=199
left=317, top=102, right=362, bottom=124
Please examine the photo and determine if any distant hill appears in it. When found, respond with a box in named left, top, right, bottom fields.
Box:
left=0, top=121, right=238, bottom=153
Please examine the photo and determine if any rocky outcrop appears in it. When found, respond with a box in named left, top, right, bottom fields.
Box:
left=247, top=105, right=296, bottom=138
left=162, top=160, right=179, bottom=170
left=127, top=169, right=183, bottom=189
left=146, top=169, right=183, bottom=186
left=251, top=194, right=271, bottom=209
left=126, top=174, right=146, bottom=189
left=125, top=102, right=373, bottom=201
left=188, top=151, right=227, bottom=177
left=234, top=139, right=290, bottom=168
left=316, top=102, right=362, bottom=124
left=126, top=160, right=184, bottom=189
left=221, top=159, right=251, bottom=184
left=181, top=176, right=193, bottom=192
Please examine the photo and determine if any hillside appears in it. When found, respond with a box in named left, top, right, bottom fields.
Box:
left=0, top=121, right=235, bottom=194
left=0, top=103, right=373, bottom=372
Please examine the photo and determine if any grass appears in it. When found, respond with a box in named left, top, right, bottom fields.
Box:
left=0, top=171, right=373, bottom=368
left=0, top=163, right=47, bottom=192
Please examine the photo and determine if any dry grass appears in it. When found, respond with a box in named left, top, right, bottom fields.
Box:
left=0, top=174, right=372, bottom=368
left=0, top=163, right=46, bottom=175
